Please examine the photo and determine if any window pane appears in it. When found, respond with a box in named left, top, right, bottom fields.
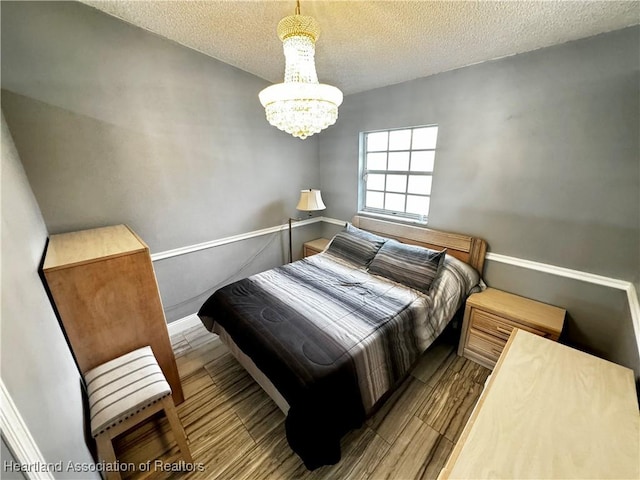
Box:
left=388, top=129, right=411, bottom=150
left=412, top=127, right=438, bottom=149
left=385, top=193, right=405, bottom=212
left=367, top=173, right=385, bottom=191
left=410, top=151, right=435, bottom=172
left=366, top=191, right=384, bottom=209
left=406, top=195, right=430, bottom=216
left=388, top=152, right=410, bottom=171
left=367, top=152, right=387, bottom=170
left=367, top=131, right=388, bottom=151
left=408, top=175, right=432, bottom=195
left=361, top=125, right=438, bottom=219
left=386, top=174, right=407, bottom=193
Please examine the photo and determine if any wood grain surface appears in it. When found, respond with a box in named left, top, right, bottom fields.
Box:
left=351, top=215, right=487, bottom=274
left=465, top=288, right=565, bottom=334
left=303, top=238, right=331, bottom=257
left=43, top=225, right=147, bottom=271
left=113, top=324, right=490, bottom=479
left=441, top=329, right=640, bottom=479
left=458, top=288, right=566, bottom=369
left=43, top=225, right=183, bottom=403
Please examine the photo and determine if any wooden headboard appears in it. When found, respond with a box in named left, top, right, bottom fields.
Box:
left=352, top=215, right=487, bottom=274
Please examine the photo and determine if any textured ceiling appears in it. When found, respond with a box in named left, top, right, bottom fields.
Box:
left=81, top=1, right=639, bottom=95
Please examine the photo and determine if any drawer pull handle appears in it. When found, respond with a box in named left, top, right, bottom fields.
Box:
left=496, top=326, right=512, bottom=335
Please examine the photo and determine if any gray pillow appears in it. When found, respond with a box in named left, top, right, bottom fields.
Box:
left=325, top=224, right=387, bottom=268
left=369, top=240, right=446, bottom=293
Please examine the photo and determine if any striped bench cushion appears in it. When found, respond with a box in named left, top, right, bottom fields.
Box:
left=85, top=346, right=171, bottom=437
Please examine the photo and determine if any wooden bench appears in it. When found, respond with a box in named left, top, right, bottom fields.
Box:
left=85, top=346, right=192, bottom=479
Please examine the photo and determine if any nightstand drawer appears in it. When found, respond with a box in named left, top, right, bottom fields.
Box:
left=458, top=288, right=566, bottom=370
left=470, top=309, right=547, bottom=341
left=303, top=246, right=320, bottom=257
left=467, top=328, right=506, bottom=364
left=303, top=238, right=330, bottom=258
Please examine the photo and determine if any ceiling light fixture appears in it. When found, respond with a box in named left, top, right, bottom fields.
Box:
left=259, top=1, right=343, bottom=140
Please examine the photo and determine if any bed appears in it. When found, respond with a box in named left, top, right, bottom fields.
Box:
left=198, top=215, right=487, bottom=469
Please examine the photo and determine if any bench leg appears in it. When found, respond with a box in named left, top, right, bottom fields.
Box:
left=96, top=433, right=121, bottom=480
left=162, top=396, right=193, bottom=463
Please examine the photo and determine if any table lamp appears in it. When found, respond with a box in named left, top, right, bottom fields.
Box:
left=289, top=189, right=326, bottom=262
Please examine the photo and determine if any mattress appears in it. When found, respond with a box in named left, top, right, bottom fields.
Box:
left=198, top=251, right=480, bottom=469
left=214, top=322, right=290, bottom=414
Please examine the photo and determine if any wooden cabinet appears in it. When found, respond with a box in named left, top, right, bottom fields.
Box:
left=43, top=225, right=183, bottom=404
left=440, top=329, right=639, bottom=479
left=303, top=238, right=330, bottom=258
left=458, top=288, right=565, bottom=369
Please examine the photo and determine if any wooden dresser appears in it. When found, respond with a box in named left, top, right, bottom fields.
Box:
left=440, top=329, right=639, bottom=479
left=458, top=288, right=565, bottom=369
left=43, top=225, right=183, bottom=404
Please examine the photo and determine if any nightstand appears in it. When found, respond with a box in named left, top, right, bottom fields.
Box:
left=303, top=238, right=330, bottom=257
left=458, top=288, right=565, bottom=369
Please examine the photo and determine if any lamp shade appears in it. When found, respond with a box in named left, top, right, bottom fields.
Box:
left=296, top=189, right=326, bottom=212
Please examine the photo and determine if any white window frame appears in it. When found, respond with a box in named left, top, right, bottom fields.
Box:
left=358, top=125, right=438, bottom=224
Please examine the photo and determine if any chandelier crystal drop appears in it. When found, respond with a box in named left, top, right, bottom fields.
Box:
left=259, top=3, right=343, bottom=140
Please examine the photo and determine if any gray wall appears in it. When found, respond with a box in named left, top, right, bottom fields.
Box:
left=1, top=3, right=637, bottom=376
left=1, top=113, right=98, bottom=477
left=482, top=262, right=639, bottom=377
left=155, top=221, right=324, bottom=320
left=319, top=27, right=640, bottom=377
left=1, top=1, right=321, bottom=321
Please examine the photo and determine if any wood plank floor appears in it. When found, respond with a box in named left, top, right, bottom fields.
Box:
left=114, top=323, right=490, bottom=480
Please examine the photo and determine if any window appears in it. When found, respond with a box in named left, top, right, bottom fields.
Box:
left=359, top=125, right=438, bottom=222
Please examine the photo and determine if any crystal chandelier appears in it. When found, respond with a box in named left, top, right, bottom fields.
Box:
left=259, top=1, right=343, bottom=140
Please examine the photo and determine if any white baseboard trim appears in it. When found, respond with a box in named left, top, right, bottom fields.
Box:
left=0, top=380, right=55, bottom=480
left=167, top=313, right=202, bottom=337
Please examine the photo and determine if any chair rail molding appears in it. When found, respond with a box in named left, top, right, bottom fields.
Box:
left=158, top=217, right=640, bottom=361
left=485, top=251, right=640, bottom=358
left=150, top=216, right=323, bottom=262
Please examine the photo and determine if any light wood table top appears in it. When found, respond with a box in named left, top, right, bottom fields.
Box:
left=44, top=225, right=146, bottom=271
left=441, top=329, right=639, bottom=479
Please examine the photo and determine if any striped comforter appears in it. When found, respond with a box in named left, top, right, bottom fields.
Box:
left=198, top=252, right=469, bottom=469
